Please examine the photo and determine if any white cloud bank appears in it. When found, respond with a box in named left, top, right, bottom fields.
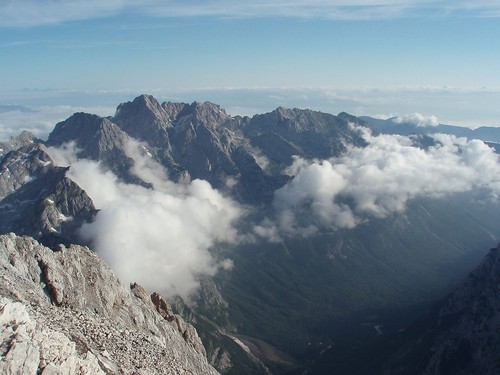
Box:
left=47, top=141, right=241, bottom=301
left=271, top=129, right=500, bottom=236
left=393, top=112, right=440, bottom=127
left=0, top=105, right=115, bottom=141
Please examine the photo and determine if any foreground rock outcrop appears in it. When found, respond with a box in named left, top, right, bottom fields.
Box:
left=0, top=233, right=218, bottom=374
left=420, top=243, right=500, bottom=375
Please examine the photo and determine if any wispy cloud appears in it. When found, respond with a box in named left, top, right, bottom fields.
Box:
left=0, top=41, right=31, bottom=47
left=2, top=1, right=500, bottom=27
left=0, top=0, right=124, bottom=27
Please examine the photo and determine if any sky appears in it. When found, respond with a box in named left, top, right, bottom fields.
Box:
left=1, top=0, right=500, bottom=139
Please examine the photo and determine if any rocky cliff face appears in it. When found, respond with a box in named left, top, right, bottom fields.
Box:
left=46, top=112, right=139, bottom=183
left=419, top=243, right=500, bottom=375
left=114, top=94, right=173, bottom=149
left=168, top=101, right=239, bottom=186
left=0, top=130, right=39, bottom=158
left=244, top=106, right=367, bottom=166
left=0, top=233, right=218, bottom=374
left=374, top=243, right=500, bottom=375
left=0, top=144, right=97, bottom=248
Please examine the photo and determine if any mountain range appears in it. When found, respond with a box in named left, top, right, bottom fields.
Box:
left=1, top=94, right=499, bottom=374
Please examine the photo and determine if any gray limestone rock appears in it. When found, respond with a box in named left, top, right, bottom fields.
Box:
left=168, top=101, right=239, bottom=187
left=46, top=112, right=139, bottom=183
left=0, top=143, right=53, bottom=199
left=0, top=130, right=39, bottom=158
left=114, top=94, right=173, bottom=149
left=244, top=106, right=367, bottom=166
left=0, top=144, right=97, bottom=248
left=0, top=233, right=219, bottom=375
left=421, top=243, right=500, bottom=375
left=0, top=297, right=105, bottom=375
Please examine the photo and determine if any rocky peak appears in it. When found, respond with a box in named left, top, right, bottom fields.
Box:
left=164, top=101, right=240, bottom=186
left=48, top=112, right=128, bottom=152
left=274, top=106, right=304, bottom=120
left=168, top=101, right=232, bottom=130
left=116, top=94, right=164, bottom=118
left=46, top=112, right=139, bottom=182
left=172, top=101, right=233, bottom=137
left=0, top=143, right=53, bottom=200
left=48, top=112, right=103, bottom=141
left=0, top=144, right=97, bottom=248
left=190, top=101, right=231, bottom=124
left=162, top=101, right=188, bottom=120
left=249, top=107, right=329, bottom=134
left=0, top=130, right=39, bottom=158
left=245, top=107, right=367, bottom=164
left=337, top=111, right=369, bottom=126
left=113, top=94, right=172, bottom=148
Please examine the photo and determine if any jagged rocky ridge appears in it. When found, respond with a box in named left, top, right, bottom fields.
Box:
left=0, top=130, right=39, bottom=158
left=0, top=233, right=218, bottom=374
left=0, top=143, right=97, bottom=248
left=45, top=94, right=366, bottom=205
left=0, top=94, right=368, bottom=249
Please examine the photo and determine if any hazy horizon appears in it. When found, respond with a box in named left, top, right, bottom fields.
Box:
left=1, top=1, right=500, bottom=139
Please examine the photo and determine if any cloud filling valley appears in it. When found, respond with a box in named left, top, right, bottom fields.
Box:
left=270, top=128, right=500, bottom=236
left=48, top=141, right=241, bottom=301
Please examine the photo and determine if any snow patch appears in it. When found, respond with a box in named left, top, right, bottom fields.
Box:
left=37, top=158, right=52, bottom=167
left=58, top=213, right=73, bottom=222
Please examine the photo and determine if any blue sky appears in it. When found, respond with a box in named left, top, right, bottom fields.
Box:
left=1, top=1, right=500, bottom=139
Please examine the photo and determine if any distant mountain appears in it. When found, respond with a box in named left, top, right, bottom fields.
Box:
left=0, top=104, right=34, bottom=113
left=245, top=107, right=367, bottom=164
left=360, top=115, right=500, bottom=144
left=44, top=95, right=366, bottom=205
